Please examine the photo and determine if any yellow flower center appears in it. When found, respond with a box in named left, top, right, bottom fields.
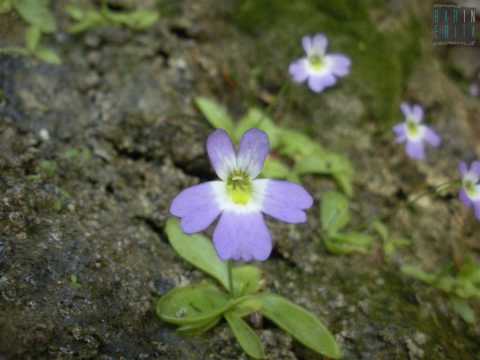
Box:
left=309, top=54, right=325, bottom=71
left=226, top=170, right=252, bottom=205
left=406, top=120, right=419, bottom=138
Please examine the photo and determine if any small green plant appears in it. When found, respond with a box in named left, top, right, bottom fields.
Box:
left=402, top=258, right=480, bottom=323
left=372, top=220, right=410, bottom=259
left=65, top=2, right=159, bottom=33
left=0, top=0, right=159, bottom=63
left=0, top=0, right=60, bottom=64
left=195, top=97, right=354, bottom=195
left=156, top=219, right=341, bottom=359
left=320, top=191, right=373, bottom=254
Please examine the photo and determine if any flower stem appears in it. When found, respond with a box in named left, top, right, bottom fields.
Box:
left=265, top=81, right=291, bottom=118
left=227, top=260, right=235, bottom=297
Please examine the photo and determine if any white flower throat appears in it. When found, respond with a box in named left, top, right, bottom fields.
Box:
left=406, top=119, right=423, bottom=141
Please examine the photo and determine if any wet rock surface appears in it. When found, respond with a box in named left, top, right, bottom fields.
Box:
left=1, top=0, right=480, bottom=359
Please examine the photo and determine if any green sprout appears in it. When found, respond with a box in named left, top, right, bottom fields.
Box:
left=65, top=1, right=159, bottom=33
left=372, top=220, right=410, bottom=259
left=320, top=191, right=374, bottom=255
left=402, top=258, right=480, bottom=324
left=0, top=0, right=60, bottom=64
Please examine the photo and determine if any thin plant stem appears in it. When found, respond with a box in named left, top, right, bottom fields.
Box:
left=227, top=260, right=234, bottom=297
left=266, top=82, right=289, bottom=113
left=405, top=180, right=458, bottom=207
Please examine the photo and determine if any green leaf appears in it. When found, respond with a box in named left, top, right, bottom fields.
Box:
left=177, top=316, right=222, bottom=336
left=337, top=232, right=373, bottom=247
left=229, top=297, right=264, bottom=318
left=454, top=280, right=480, bottom=299
left=372, top=221, right=410, bottom=257
left=35, top=47, right=61, bottom=64
left=69, top=11, right=106, bottom=34
left=325, top=232, right=373, bottom=255
left=296, top=152, right=354, bottom=177
left=277, top=129, right=324, bottom=158
left=195, top=97, right=235, bottom=135
left=166, top=218, right=229, bottom=290
left=332, top=171, right=353, bottom=197
left=235, top=108, right=280, bottom=147
left=103, top=9, right=159, bottom=30
left=125, top=10, right=158, bottom=29
left=260, top=157, right=290, bottom=179
left=225, top=312, right=265, bottom=359
left=232, top=265, right=263, bottom=296
left=14, top=0, right=57, bottom=33
left=458, top=257, right=480, bottom=283
left=295, top=152, right=354, bottom=196
left=64, top=4, right=85, bottom=20
left=156, top=282, right=230, bottom=325
left=451, top=298, right=476, bottom=324
left=65, top=5, right=108, bottom=34
left=258, top=293, right=341, bottom=359
left=321, top=191, right=350, bottom=234
left=401, top=265, right=435, bottom=285
left=385, top=237, right=410, bottom=257
left=372, top=221, right=388, bottom=242
left=25, top=25, right=41, bottom=52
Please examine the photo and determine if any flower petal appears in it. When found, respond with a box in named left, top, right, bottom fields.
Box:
left=405, top=140, right=425, bottom=160
left=289, top=58, right=309, bottom=83
left=302, top=35, right=313, bottom=55
left=412, top=104, right=424, bottom=122
left=307, top=73, right=336, bottom=93
left=326, top=54, right=351, bottom=77
left=180, top=205, right=221, bottom=234
left=207, top=129, right=237, bottom=180
left=311, top=33, right=328, bottom=55
left=460, top=189, right=472, bottom=208
left=393, top=123, right=407, bottom=143
left=471, top=161, right=480, bottom=177
left=400, top=102, right=413, bottom=119
left=459, top=162, right=468, bottom=177
left=401, top=103, right=423, bottom=123
left=213, top=211, right=272, bottom=262
left=423, top=126, right=441, bottom=147
left=237, top=128, right=270, bottom=179
left=170, top=181, right=219, bottom=217
left=170, top=181, right=222, bottom=233
left=257, top=179, right=313, bottom=223
left=474, top=201, right=480, bottom=220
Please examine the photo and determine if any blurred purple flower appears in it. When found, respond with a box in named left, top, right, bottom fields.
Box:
left=170, top=128, right=313, bottom=262
left=393, top=103, right=441, bottom=160
left=289, top=33, right=351, bottom=93
left=469, top=83, right=479, bottom=97
left=459, top=161, right=480, bottom=220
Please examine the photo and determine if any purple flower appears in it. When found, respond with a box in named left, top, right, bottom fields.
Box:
left=459, top=161, right=480, bottom=220
left=469, top=83, right=479, bottom=97
left=289, top=33, right=351, bottom=93
left=170, top=128, right=313, bottom=262
left=393, top=103, right=441, bottom=160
